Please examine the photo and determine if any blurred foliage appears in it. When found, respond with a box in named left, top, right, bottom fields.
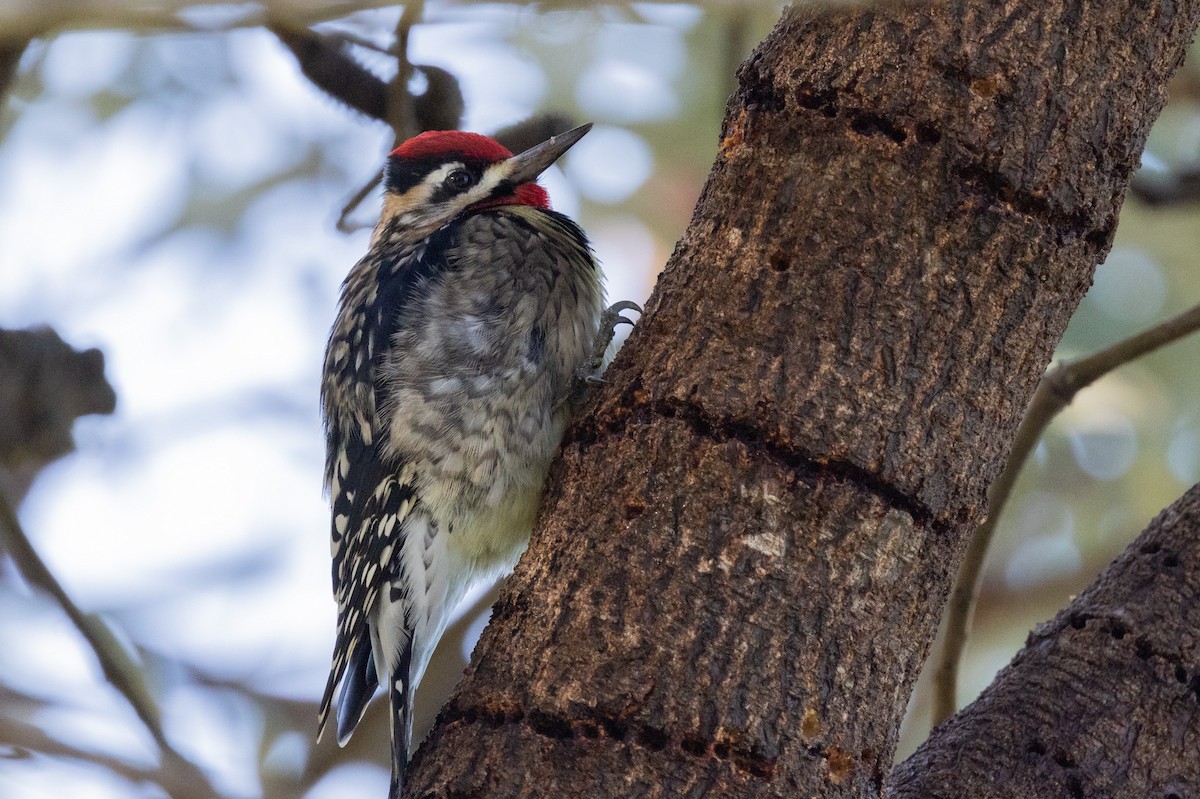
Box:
left=0, top=2, right=1199, bottom=796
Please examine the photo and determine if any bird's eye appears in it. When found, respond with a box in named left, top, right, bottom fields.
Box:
left=445, top=170, right=473, bottom=192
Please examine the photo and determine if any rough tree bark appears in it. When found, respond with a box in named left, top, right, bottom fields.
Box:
left=404, top=1, right=1200, bottom=796
left=891, top=483, right=1200, bottom=798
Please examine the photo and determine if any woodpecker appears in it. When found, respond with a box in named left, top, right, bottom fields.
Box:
left=318, top=123, right=629, bottom=799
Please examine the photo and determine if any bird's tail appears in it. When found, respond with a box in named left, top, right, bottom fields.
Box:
left=387, top=637, right=415, bottom=799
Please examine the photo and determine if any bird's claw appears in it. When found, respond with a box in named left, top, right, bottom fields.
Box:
left=568, top=300, right=642, bottom=405
left=594, top=301, right=641, bottom=358
left=605, top=300, right=642, bottom=316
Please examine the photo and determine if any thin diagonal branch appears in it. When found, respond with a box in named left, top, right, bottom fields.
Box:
left=0, top=494, right=226, bottom=799
left=0, top=708, right=226, bottom=799
left=0, top=38, right=29, bottom=106
left=268, top=24, right=389, bottom=120
left=387, top=0, right=423, bottom=144
left=932, top=300, right=1200, bottom=725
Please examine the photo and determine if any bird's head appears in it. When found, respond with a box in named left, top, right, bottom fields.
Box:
left=375, top=123, right=591, bottom=243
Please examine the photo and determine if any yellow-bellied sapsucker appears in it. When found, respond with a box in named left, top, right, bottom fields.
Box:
left=318, top=123, right=628, bottom=799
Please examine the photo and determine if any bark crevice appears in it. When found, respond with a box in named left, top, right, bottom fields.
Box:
left=771, top=81, right=1118, bottom=247
left=437, top=697, right=780, bottom=780
left=572, top=394, right=939, bottom=528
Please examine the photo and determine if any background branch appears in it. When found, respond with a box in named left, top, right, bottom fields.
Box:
left=0, top=38, right=29, bottom=105
left=0, top=478, right=226, bottom=799
left=932, top=300, right=1200, bottom=725
left=268, top=24, right=390, bottom=121
left=0, top=328, right=224, bottom=798
left=1129, top=165, right=1200, bottom=206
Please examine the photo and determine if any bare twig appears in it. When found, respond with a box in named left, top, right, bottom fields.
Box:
left=0, top=497, right=226, bottom=798
left=387, top=1, right=423, bottom=143
left=0, top=37, right=30, bottom=107
left=0, top=0, right=402, bottom=39
left=335, top=170, right=383, bottom=233
left=0, top=708, right=225, bottom=798
left=269, top=24, right=389, bottom=120
left=932, top=301, right=1200, bottom=726
left=1129, top=165, right=1200, bottom=206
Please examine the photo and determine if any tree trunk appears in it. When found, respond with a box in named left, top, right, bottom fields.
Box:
left=889, top=482, right=1200, bottom=798
left=405, top=1, right=1200, bottom=796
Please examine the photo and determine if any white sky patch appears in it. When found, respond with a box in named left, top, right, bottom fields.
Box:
left=262, top=730, right=311, bottom=779
left=577, top=59, right=678, bottom=123
left=537, top=164, right=581, bottom=220
left=148, top=34, right=231, bottom=94
left=457, top=579, right=497, bottom=661
left=305, top=762, right=391, bottom=799
left=0, top=594, right=127, bottom=706
left=227, top=29, right=378, bottom=148
left=193, top=90, right=302, bottom=190
left=632, top=3, right=705, bottom=29
left=595, top=22, right=686, bottom=79
left=31, top=704, right=155, bottom=767
left=565, top=125, right=653, bottom=204
left=1, top=759, right=146, bottom=799
left=40, top=31, right=135, bottom=97
left=589, top=215, right=659, bottom=306
left=161, top=685, right=262, bottom=798
left=410, top=13, right=548, bottom=134
left=1067, top=409, right=1138, bottom=481
left=1004, top=534, right=1082, bottom=590
left=1003, top=492, right=1081, bottom=590
left=1089, top=247, right=1167, bottom=324
left=26, top=426, right=324, bottom=602
left=1167, top=425, right=1200, bottom=484
left=0, top=102, right=187, bottom=283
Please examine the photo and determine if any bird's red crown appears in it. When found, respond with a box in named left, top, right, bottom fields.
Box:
left=390, top=130, right=513, bottom=162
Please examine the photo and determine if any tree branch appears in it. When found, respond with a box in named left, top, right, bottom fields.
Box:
left=268, top=23, right=390, bottom=121
left=1129, top=164, right=1200, bottom=206
left=0, top=493, right=226, bottom=799
left=403, top=1, right=1200, bottom=795
left=0, top=37, right=29, bottom=107
left=0, top=328, right=223, bottom=798
left=0, top=0, right=401, bottom=39
left=932, top=300, right=1200, bottom=725
left=892, top=481, right=1200, bottom=798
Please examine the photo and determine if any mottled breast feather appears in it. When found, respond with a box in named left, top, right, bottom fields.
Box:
left=378, top=205, right=603, bottom=532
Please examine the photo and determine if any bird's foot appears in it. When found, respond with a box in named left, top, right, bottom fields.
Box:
left=569, top=300, right=641, bottom=405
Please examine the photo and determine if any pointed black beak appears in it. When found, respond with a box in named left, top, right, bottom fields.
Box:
left=505, top=123, right=592, bottom=185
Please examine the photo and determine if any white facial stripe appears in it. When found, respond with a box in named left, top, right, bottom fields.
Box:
left=418, top=160, right=508, bottom=207
left=426, top=162, right=465, bottom=186
left=379, top=157, right=527, bottom=242
left=476, top=161, right=515, bottom=197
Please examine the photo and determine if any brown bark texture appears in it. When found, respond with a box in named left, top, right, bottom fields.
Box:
left=406, top=1, right=1200, bottom=797
left=891, top=483, right=1200, bottom=798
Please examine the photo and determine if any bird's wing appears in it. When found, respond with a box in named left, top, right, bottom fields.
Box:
left=317, top=238, right=449, bottom=743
